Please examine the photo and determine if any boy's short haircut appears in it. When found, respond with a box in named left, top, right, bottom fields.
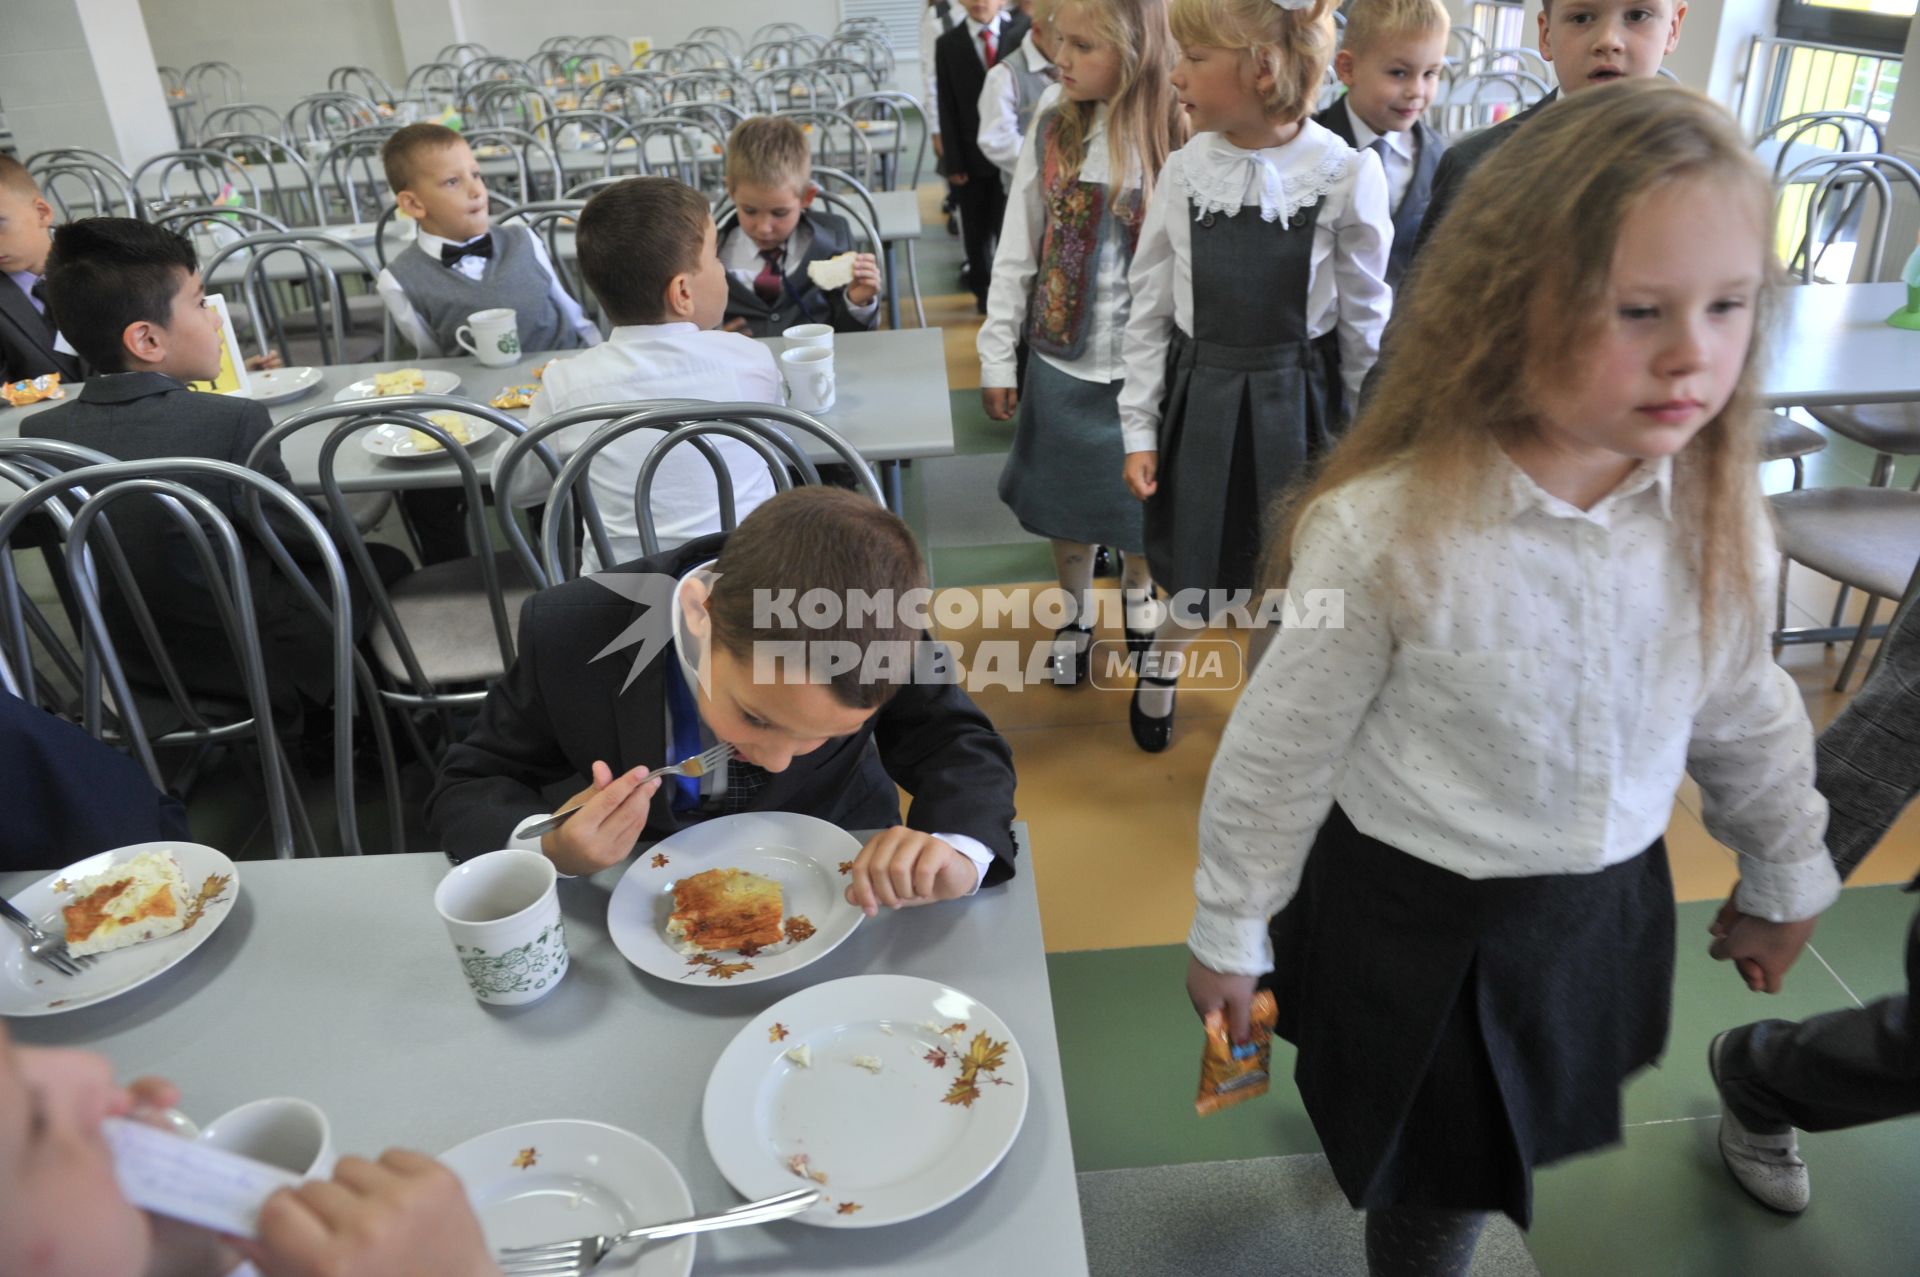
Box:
left=724, top=116, right=813, bottom=195
left=381, top=122, right=465, bottom=194
left=706, top=487, right=930, bottom=710
left=0, top=155, right=42, bottom=200
left=43, top=218, right=197, bottom=373
left=575, top=176, right=712, bottom=326
left=1342, top=0, right=1450, bottom=56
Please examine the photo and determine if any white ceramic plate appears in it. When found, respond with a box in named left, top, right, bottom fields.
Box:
left=441, top=1120, right=693, bottom=1277
left=233, top=366, right=322, bottom=405
left=607, top=813, right=864, bottom=988
left=702, top=974, right=1028, bottom=1228
left=359, top=414, right=498, bottom=460
left=332, top=369, right=463, bottom=402
left=0, top=842, right=239, bottom=1017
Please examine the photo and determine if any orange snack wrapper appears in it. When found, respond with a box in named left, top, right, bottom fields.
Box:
left=490, top=384, right=539, bottom=409
left=1196, top=989, right=1278, bottom=1116
left=2, top=373, right=64, bottom=407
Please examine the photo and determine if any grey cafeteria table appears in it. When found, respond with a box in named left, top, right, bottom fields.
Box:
left=2, top=824, right=1092, bottom=1277
left=1760, top=281, right=1920, bottom=408
left=0, top=329, right=955, bottom=513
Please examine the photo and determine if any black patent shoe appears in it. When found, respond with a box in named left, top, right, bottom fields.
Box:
left=1093, top=545, right=1118, bottom=578
left=1130, top=675, right=1178, bottom=753
left=1046, top=624, right=1093, bottom=687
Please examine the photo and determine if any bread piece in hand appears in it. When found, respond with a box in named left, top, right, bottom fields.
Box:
left=806, top=252, right=858, bottom=292
left=666, top=868, right=783, bottom=953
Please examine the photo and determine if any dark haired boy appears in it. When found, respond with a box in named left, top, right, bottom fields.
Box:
left=24, top=218, right=401, bottom=715
left=375, top=122, right=599, bottom=357
left=428, top=486, right=1019, bottom=909
left=527, top=176, right=781, bottom=569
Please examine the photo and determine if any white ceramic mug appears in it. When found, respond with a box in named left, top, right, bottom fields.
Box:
left=781, top=345, right=836, bottom=413
left=434, top=849, right=568, bottom=1006
left=199, top=1098, right=334, bottom=1179
left=782, top=323, right=834, bottom=349
left=455, top=307, right=522, bottom=367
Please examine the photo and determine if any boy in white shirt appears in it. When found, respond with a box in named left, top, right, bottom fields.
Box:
left=528, top=177, right=780, bottom=567
left=977, top=0, right=1061, bottom=185
left=375, top=124, right=600, bottom=358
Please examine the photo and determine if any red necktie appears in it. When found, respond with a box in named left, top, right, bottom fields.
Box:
left=753, top=248, right=783, bottom=305
left=980, top=25, right=997, bottom=68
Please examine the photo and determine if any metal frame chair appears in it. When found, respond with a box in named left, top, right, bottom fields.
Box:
left=463, top=126, right=564, bottom=204
left=844, top=91, right=929, bottom=193
left=688, top=26, right=746, bottom=57
left=0, top=450, right=375, bottom=857
left=436, top=42, right=492, bottom=67
left=404, top=62, right=462, bottom=109
left=328, top=66, right=396, bottom=108
left=286, top=92, right=383, bottom=149
left=495, top=199, right=589, bottom=303
left=203, top=232, right=392, bottom=366
left=316, top=127, right=401, bottom=223
left=758, top=65, right=844, bottom=113
left=200, top=102, right=290, bottom=143
left=532, top=113, right=645, bottom=180
left=458, top=55, right=538, bottom=88
left=200, top=131, right=322, bottom=226
left=581, top=73, right=668, bottom=120
left=132, top=148, right=262, bottom=218
left=779, top=108, right=882, bottom=190
left=460, top=80, right=554, bottom=132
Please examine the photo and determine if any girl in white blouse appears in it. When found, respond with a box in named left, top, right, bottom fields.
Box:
left=1186, top=82, right=1841, bottom=1277
left=1117, top=0, right=1392, bottom=752
left=979, top=0, right=1186, bottom=691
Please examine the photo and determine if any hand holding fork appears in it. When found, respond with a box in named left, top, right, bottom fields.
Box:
left=530, top=744, right=736, bottom=877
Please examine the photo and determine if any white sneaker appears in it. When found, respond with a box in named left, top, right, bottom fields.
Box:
left=1709, top=1030, right=1811, bottom=1213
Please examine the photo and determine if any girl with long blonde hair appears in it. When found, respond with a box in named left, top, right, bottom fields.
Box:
left=978, top=0, right=1186, bottom=689
left=1186, top=81, right=1839, bottom=1276
left=1115, top=0, right=1392, bottom=751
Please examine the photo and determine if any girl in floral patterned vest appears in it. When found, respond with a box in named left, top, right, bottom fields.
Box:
left=1117, top=0, right=1392, bottom=752
left=977, top=0, right=1186, bottom=707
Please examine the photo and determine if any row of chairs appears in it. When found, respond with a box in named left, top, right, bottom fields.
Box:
left=0, top=404, right=882, bottom=859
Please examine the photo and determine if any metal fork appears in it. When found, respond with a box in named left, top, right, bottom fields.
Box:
left=496, top=1186, right=821, bottom=1276
left=0, top=896, right=93, bottom=976
left=516, top=742, right=737, bottom=842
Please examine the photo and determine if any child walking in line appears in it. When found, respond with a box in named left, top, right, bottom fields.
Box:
left=1185, top=82, right=1840, bottom=1277
left=979, top=0, right=1186, bottom=687
left=1118, top=0, right=1392, bottom=752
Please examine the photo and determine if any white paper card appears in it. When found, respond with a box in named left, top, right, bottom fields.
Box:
left=105, top=1117, right=302, bottom=1237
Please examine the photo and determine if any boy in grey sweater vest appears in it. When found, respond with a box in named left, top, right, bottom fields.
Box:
left=375, top=123, right=599, bottom=358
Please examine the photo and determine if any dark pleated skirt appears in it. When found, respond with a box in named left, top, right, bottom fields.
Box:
left=1263, top=806, right=1676, bottom=1227
left=1143, top=327, right=1342, bottom=618
left=996, top=357, right=1144, bottom=553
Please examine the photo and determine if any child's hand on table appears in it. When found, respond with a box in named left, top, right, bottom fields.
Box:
left=1123, top=450, right=1158, bottom=501
left=244, top=352, right=285, bottom=372
left=846, top=253, right=882, bottom=307
left=1710, top=905, right=1818, bottom=994
left=843, top=828, right=976, bottom=915
left=539, top=760, right=664, bottom=876
left=238, top=1149, right=500, bottom=1277
left=981, top=387, right=1018, bottom=421
left=1186, top=955, right=1260, bottom=1044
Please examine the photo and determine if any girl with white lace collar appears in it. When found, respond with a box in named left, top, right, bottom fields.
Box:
left=977, top=0, right=1186, bottom=694
left=1114, top=0, right=1390, bottom=753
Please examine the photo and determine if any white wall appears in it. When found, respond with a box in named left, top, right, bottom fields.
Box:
left=137, top=0, right=409, bottom=114
left=450, top=0, right=840, bottom=61
left=0, top=0, right=174, bottom=166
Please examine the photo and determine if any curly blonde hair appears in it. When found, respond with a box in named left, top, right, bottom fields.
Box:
left=1267, top=81, right=1776, bottom=644
left=1170, top=0, right=1338, bottom=123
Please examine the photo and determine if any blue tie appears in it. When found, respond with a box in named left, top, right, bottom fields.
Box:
left=660, top=648, right=704, bottom=814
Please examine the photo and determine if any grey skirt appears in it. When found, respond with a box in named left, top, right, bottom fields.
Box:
left=996, top=356, right=1145, bottom=553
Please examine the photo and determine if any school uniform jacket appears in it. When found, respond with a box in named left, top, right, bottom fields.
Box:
left=0, top=274, right=83, bottom=384
left=1408, top=90, right=1558, bottom=262
left=935, top=11, right=1033, bottom=182
left=425, top=534, right=1021, bottom=878
left=1314, top=97, right=1445, bottom=293
left=720, top=209, right=877, bottom=338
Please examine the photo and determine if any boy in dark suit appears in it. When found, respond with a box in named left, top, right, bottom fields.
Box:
left=718, top=116, right=883, bottom=338
left=936, top=0, right=1032, bottom=312
left=427, top=487, right=1020, bottom=912
left=0, top=156, right=83, bottom=385
left=1316, top=0, right=1450, bottom=293
left=1409, top=0, right=1688, bottom=260
left=24, top=218, right=402, bottom=719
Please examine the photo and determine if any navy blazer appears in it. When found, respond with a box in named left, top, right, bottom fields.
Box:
left=0, top=273, right=83, bottom=385
left=426, top=535, right=1021, bottom=878
left=935, top=12, right=1033, bottom=180
left=24, top=373, right=336, bottom=714
left=719, top=209, right=878, bottom=338
left=1315, top=97, right=1446, bottom=293
left=1409, top=90, right=1559, bottom=263
left=1, top=689, right=189, bottom=873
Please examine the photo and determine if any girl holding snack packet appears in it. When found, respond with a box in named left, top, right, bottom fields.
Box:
left=1185, top=83, right=1839, bottom=1276
left=1117, top=0, right=1391, bottom=752
left=979, top=0, right=1186, bottom=690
